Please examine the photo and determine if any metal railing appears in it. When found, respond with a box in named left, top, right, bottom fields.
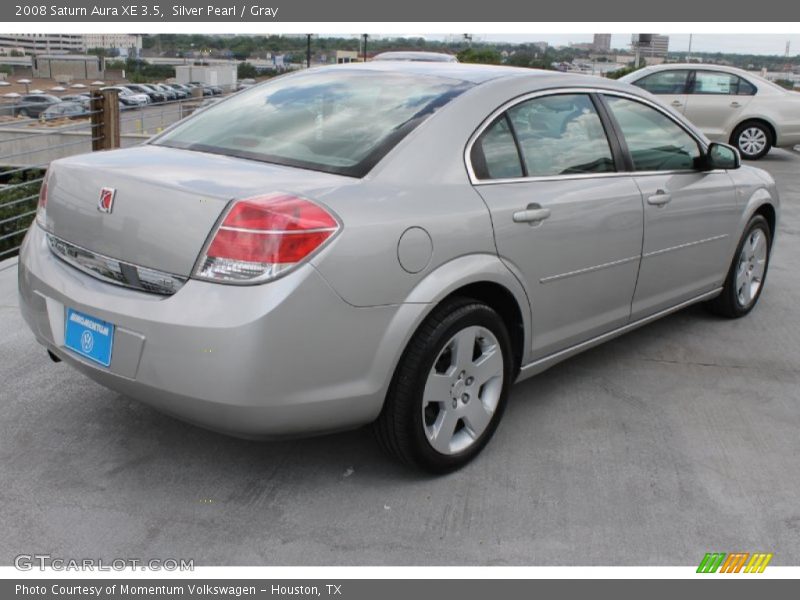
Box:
left=0, top=88, right=228, bottom=260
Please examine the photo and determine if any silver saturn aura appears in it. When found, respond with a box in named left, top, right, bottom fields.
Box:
left=18, top=63, right=779, bottom=472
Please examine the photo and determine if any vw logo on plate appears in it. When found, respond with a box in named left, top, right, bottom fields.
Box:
left=81, top=330, right=94, bottom=354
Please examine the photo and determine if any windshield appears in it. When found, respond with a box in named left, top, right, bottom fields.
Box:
left=153, top=69, right=472, bottom=177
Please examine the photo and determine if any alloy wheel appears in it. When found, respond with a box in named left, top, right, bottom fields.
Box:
left=738, top=127, right=767, bottom=157
left=421, top=325, right=504, bottom=455
left=735, top=228, right=768, bottom=307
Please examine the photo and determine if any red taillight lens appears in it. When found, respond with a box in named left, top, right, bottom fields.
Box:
left=195, top=193, right=339, bottom=283
left=35, top=171, right=49, bottom=228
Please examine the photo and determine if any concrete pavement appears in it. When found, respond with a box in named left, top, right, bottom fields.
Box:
left=1, top=150, right=799, bottom=566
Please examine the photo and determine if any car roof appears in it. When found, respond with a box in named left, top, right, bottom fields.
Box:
left=372, top=51, right=458, bottom=62
left=306, top=61, right=632, bottom=87
left=630, top=63, right=756, bottom=77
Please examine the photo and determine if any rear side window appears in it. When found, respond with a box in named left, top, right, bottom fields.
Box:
left=692, top=71, right=754, bottom=95
left=471, top=93, right=615, bottom=180
left=470, top=116, right=523, bottom=179
left=507, top=94, right=615, bottom=177
left=633, top=70, right=690, bottom=95
left=155, top=70, right=472, bottom=178
left=604, top=96, right=701, bottom=171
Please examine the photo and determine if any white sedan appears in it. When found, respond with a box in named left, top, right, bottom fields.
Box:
left=621, top=64, right=800, bottom=159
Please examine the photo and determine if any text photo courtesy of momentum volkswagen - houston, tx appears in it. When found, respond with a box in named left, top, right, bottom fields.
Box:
left=1, top=0, right=800, bottom=595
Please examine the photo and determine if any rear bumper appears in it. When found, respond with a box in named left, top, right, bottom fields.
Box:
left=18, top=225, right=419, bottom=438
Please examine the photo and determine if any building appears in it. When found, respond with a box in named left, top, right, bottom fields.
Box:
left=632, top=34, right=669, bottom=58
left=32, top=55, right=103, bottom=79
left=82, top=34, right=142, bottom=54
left=335, top=50, right=360, bottom=64
left=0, top=34, right=84, bottom=55
left=175, top=64, right=237, bottom=90
left=593, top=34, right=612, bottom=52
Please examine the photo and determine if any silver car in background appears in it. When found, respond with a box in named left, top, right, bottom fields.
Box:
left=19, top=63, right=779, bottom=472
left=621, top=63, right=800, bottom=160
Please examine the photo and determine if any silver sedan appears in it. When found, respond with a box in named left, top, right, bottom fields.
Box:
left=19, top=63, right=779, bottom=472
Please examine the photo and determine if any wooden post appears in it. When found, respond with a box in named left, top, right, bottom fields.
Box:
left=91, top=88, right=120, bottom=151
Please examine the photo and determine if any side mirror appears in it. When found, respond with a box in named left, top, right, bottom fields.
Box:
left=704, top=142, right=741, bottom=170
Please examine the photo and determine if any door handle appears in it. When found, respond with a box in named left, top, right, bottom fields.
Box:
left=730, top=101, right=742, bottom=108
left=647, top=190, right=672, bottom=206
left=513, top=205, right=551, bottom=225
left=671, top=100, right=683, bottom=107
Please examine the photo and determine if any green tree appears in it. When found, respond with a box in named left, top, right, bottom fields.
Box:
left=0, top=169, right=44, bottom=259
left=237, top=62, right=258, bottom=79
left=457, top=47, right=502, bottom=65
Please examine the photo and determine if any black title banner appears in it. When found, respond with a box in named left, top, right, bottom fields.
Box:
left=3, top=0, right=797, bottom=22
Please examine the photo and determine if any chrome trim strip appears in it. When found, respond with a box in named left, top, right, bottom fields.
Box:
left=517, top=288, right=723, bottom=382
left=464, top=87, right=710, bottom=186
left=643, top=234, right=728, bottom=258
left=46, top=232, right=187, bottom=296
left=219, top=226, right=338, bottom=235
left=539, top=255, right=641, bottom=284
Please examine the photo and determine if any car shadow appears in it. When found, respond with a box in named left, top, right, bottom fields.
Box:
left=75, top=303, right=721, bottom=487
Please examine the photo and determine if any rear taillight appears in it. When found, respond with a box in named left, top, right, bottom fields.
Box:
left=35, top=170, right=50, bottom=229
left=194, top=193, right=339, bottom=284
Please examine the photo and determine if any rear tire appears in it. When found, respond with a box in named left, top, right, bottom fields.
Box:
left=731, top=121, right=772, bottom=160
left=373, top=297, right=514, bottom=473
left=707, top=215, right=771, bottom=318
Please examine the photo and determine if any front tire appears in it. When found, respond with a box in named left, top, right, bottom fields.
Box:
left=707, top=215, right=771, bottom=318
left=374, top=297, right=514, bottom=473
left=731, top=121, right=772, bottom=160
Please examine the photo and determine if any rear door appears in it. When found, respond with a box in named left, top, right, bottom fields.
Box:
left=471, top=92, right=644, bottom=360
left=683, top=70, right=756, bottom=141
left=601, top=94, right=740, bottom=319
left=630, top=69, right=692, bottom=114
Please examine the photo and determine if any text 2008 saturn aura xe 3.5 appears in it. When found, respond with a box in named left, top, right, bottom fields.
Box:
left=19, top=62, right=778, bottom=472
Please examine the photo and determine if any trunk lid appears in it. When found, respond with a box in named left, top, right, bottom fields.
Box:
left=44, top=145, right=354, bottom=277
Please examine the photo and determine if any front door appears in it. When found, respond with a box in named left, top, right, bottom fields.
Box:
left=602, top=94, right=740, bottom=319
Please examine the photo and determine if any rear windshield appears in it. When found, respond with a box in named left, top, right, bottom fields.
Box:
left=153, top=70, right=472, bottom=177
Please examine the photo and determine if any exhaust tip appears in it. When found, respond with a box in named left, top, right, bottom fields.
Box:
left=47, top=350, right=62, bottom=363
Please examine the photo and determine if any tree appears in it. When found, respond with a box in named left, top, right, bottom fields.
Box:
left=457, top=47, right=502, bottom=65
left=237, top=62, right=258, bottom=79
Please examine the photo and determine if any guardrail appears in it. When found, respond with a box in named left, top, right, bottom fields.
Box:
left=0, top=89, right=223, bottom=260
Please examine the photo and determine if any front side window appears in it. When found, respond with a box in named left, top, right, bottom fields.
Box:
left=634, top=70, right=691, bottom=95
left=155, top=70, right=471, bottom=177
left=604, top=96, right=701, bottom=172
left=506, top=94, right=615, bottom=177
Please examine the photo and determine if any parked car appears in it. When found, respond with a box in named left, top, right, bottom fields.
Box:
left=236, top=78, right=256, bottom=91
left=42, top=101, right=89, bottom=120
left=15, top=94, right=61, bottom=118
left=168, top=83, right=197, bottom=97
left=187, top=82, right=214, bottom=96
left=159, top=83, right=188, bottom=99
left=151, top=83, right=179, bottom=101
left=61, top=94, right=91, bottom=107
left=372, top=51, right=459, bottom=63
left=120, top=83, right=165, bottom=103
left=19, top=64, right=779, bottom=472
left=620, top=63, right=800, bottom=159
left=100, top=86, right=149, bottom=107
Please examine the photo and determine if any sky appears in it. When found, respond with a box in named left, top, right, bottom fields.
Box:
left=369, top=34, right=800, bottom=56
